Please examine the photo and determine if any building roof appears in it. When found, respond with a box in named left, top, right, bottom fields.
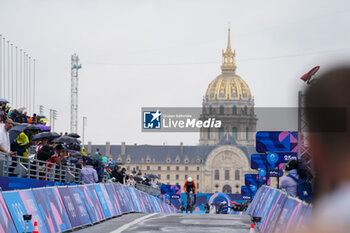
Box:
left=90, top=143, right=256, bottom=165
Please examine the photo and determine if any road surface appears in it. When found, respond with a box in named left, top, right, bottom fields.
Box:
left=73, top=213, right=251, bottom=233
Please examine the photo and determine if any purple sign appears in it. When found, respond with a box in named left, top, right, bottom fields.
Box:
left=104, top=183, right=122, bottom=216
left=80, top=185, right=105, bottom=222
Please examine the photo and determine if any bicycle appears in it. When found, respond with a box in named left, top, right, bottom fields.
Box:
left=186, top=191, right=195, bottom=213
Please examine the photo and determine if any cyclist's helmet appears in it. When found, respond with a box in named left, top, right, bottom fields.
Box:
left=187, top=177, right=193, bottom=182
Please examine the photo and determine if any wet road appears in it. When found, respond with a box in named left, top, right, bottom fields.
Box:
left=74, top=213, right=251, bottom=233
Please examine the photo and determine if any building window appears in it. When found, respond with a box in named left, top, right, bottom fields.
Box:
left=167, top=182, right=170, bottom=185
left=197, top=183, right=199, bottom=189
left=158, top=166, right=161, bottom=171
left=147, top=166, right=150, bottom=171
left=220, top=105, right=224, bottom=115
left=167, top=166, right=170, bottom=171
left=167, top=174, right=170, bottom=180
left=136, top=166, right=139, bottom=170
left=232, top=127, right=237, bottom=139
left=176, top=174, right=179, bottom=180
left=232, top=106, right=237, bottom=115
left=246, top=127, right=249, bottom=140
left=176, top=166, right=179, bottom=171
left=197, top=166, right=200, bottom=171
left=158, top=174, right=161, bottom=179
left=176, top=182, right=179, bottom=185
left=243, top=106, right=248, bottom=115
left=219, top=128, right=224, bottom=140
left=209, top=106, right=213, bottom=114
left=214, top=170, right=219, bottom=180
left=197, top=175, right=199, bottom=180
left=207, top=128, right=210, bottom=139
left=235, top=170, right=240, bottom=180
left=185, top=166, right=188, bottom=171
left=185, top=175, right=188, bottom=180
left=127, top=166, right=130, bottom=171
left=225, top=170, right=230, bottom=180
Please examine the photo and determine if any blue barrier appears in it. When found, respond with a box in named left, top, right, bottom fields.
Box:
left=245, top=185, right=312, bottom=233
left=0, top=183, right=176, bottom=233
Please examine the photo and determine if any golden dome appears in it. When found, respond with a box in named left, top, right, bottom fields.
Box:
left=205, top=28, right=252, bottom=102
left=206, top=73, right=251, bottom=101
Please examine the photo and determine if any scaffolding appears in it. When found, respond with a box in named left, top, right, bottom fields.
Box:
left=70, top=54, right=81, bottom=134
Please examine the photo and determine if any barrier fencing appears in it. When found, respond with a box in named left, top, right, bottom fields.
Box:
left=0, top=152, right=82, bottom=184
left=0, top=183, right=176, bottom=233
left=245, top=185, right=312, bottom=233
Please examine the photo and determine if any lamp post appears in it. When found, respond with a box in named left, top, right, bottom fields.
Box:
left=82, top=116, right=87, bottom=148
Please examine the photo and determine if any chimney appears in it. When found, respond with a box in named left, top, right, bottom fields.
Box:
left=87, top=141, right=92, bottom=154
left=180, top=141, right=183, bottom=155
left=121, top=141, right=126, bottom=155
left=106, top=141, right=111, bottom=158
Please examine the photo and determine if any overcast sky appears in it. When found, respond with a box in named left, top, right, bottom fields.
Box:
left=0, top=0, right=350, bottom=146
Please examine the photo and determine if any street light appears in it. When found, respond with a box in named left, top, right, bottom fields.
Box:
left=82, top=116, right=87, bottom=148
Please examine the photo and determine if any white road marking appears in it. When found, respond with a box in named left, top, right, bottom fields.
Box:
left=110, top=213, right=158, bottom=233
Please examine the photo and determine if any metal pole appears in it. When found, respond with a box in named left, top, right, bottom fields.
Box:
left=33, top=59, right=35, bottom=114
left=19, top=49, right=22, bottom=107
left=28, top=57, right=31, bottom=115
left=24, top=52, right=26, bottom=110
left=0, top=35, right=2, bottom=98
left=15, top=46, right=17, bottom=108
left=82, top=116, right=87, bottom=148
left=7, top=41, right=9, bottom=100
left=297, top=91, right=302, bottom=160
left=2, top=38, right=5, bottom=98
left=11, top=44, right=13, bottom=105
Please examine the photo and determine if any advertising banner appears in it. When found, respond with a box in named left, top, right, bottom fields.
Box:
left=119, top=185, right=135, bottom=212
left=57, top=186, right=91, bottom=227
left=32, top=187, right=72, bottom=233
left=2, top=191, right=34, bottom=233
left=67, top=186, right=94, bottom=224
left=103, top=183, right=122, bottom=216
left=93, top=184, right=112, bottom=218
left=0, top=192, right=17, bottom=233
left=18, top=190, right=50, bottom=233
left=273, top=198, right=305, bottom=233
left=98, top=184, right=117, bottom=216
left=256, top=131, right=298, bottom=153
left=79, top=185, right=105, bottom=223
left=108, top=184, right=127, bottom=214
left=127, top=187, right=141, bottom=212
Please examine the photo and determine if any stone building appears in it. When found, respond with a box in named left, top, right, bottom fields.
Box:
left=90, top=28, right=257, bottom=194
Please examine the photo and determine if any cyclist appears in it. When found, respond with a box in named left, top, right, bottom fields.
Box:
left=183, top=177, right=197, bottom=209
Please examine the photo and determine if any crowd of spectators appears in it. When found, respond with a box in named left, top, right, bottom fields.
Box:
left=0, top=102, right=47, bottom=125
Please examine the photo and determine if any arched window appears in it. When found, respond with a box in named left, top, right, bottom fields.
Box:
left=220, top=105, right=224, bottom=115
left=222, top=185, right=232, bottom=194
left=232, top=127, right=237, bottom=139
left=232, top=106, right=237, bottom=115
left=209, top=106, right=213, bottom=114
left=214, top=170, right=220, bottom=180
left=207, top=128, right=210, bottom=139
left=225, top=170, right=230, bottom=180
left=235, top=170, right=240, bottom=180
left=244, top=106, right=248, bottom=115
left=246, top=127, right=249, bottom=140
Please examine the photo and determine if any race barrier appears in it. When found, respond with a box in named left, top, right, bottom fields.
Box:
left=245, top=185, right=312, bottom=233
left=0, top=183, right=176, bottom=233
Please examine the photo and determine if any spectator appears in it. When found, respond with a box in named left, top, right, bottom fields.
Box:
left=204, top=203, right=210, bottom=213
left=11, top=132, right=30, bottom=162
left=90, top=148, right=102, bottom=162
left=76, top=158, right=84, bottom=169
left=302, top=66, right=350, bottom=232
left=0, top=119, right=16, bottom=156
left=121, top=167, right=128, bottom=184
left=81, top=159, right=98, bottom=184
left=280, top=159, right=299, bottom=197
left=112, top=166, right=123, bottom=184
left=127, top=174, right=136, bottom=187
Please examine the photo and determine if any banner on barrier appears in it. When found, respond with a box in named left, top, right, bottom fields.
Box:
left=32, top=187, right=72, bottom=233
left=0, top=192, right=17, bottom=233
left=79, top=185, right=105, bottom=222
left=57, top=186, right=91, bottom=227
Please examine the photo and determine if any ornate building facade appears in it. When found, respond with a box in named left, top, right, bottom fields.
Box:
left=90, top=28, right=257, bottom=194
